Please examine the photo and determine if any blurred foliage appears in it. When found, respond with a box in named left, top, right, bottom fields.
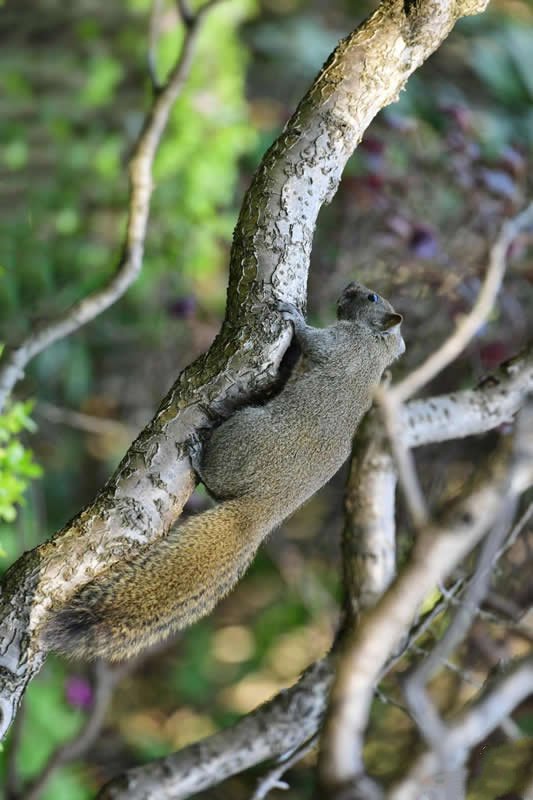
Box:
left=0, top=399, right=41, bottom=528
left=1, top=0, right=533, bottom=798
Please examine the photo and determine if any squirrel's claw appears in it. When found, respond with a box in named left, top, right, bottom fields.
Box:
left=277, top=300, right=304, bottom=324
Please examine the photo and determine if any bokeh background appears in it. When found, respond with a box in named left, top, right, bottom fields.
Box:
left=1, top=0, right=532, bottom=797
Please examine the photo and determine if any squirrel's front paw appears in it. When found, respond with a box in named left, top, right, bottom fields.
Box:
left=277, top=300, right=304, bottom=323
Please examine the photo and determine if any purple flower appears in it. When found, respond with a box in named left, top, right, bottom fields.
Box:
left=408, top=224, right=438, bottom=259
left=167, top=296, right=197, bottom=319
left=65, top=676, right=93, bottom=710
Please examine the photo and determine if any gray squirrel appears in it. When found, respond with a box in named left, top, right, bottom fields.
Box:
left=42, top=282, right=405, bottom=661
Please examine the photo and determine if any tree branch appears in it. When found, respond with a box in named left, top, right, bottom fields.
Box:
left=318, top=405, right=533, bottom=799
left=98, top=659, right=332, bottom=800
left=389, top=655, right=533, bottom=800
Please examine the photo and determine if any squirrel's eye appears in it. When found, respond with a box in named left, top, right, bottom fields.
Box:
left=367, top=293, right=379, bottom=303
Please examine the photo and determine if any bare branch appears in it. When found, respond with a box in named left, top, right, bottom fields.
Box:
left=148, top=0, right=165, bottom=92
left=402, top=500, right=518, bottom=796
left=389, top=655, right=533, bottom=800
left=394, top=203, right=533, bottom=403
left=375, top=386, right=429, bottom=530
left=250, top=735, right=318, bottom=800
left=318, top=405, right=533, bottom=799
left=36, top=402, right=135, bottom=439
left=0, top=0, right=220, bottom=412
left=98, top=660, right=332, bottom=800
left=342, top=416, right=397, bottom=617
left=403, top=344, right=533, bottom=446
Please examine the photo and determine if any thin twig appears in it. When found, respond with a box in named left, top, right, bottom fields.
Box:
left=250, top=735, right=318, bottom=800
left=148, top=0, right=164, bottom=92
left=176, top=0, right=194, bottom=27
left=375, top=385, right=429, bottom=530
left=37, top=401, right=135, bottom=438
left=0, top=0, right=222, bottom=412
left=393, top=203, right=533, bottom=403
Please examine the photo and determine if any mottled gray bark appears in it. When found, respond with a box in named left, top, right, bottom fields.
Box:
left=98, top=659, right=332, bottom=800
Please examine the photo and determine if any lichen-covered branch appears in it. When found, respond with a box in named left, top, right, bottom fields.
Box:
left=404, top=344, right=533, bottom=446
left=98, top=659, right=332, bottom=800
left=0, top=0, right=489, bottom=741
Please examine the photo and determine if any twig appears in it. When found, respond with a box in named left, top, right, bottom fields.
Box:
left=250, top=735, right=318, bottom=800
left=176, top=0, right=194, bottom=27
left=375, top=386, right=429, bottom=530
left=389, top=655, right=533, bottom=800
left=394, top=203, right=533, bottom=403
left=0, top=0, right=221, bottom=412
left=148, top=0, right=164, bottom=92
left=402, top=500, right=518, bottom=794
left=493, top=498, right=533, bottom=565
left=36, top=401, right=135, bottom=438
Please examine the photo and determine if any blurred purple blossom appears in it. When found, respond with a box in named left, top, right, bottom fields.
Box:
left=65, top=675, right=93, bottom=710
left=167, top=295, right=197, bottom=319
left=480, top=168, right=518, bottom=201
left=499, top=146, right=526, bottom=178
left=408, top=224, right=439, bottom=259
left=440, top=103, right=472, bottom=133
left=360, top=136, right=385, bottom=172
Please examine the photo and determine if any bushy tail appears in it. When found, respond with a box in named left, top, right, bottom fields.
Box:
left=41, top=499, right=265, bottom=661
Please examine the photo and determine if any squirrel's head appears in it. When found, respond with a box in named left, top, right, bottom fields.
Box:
left=337, top=282, right=405, bottom=358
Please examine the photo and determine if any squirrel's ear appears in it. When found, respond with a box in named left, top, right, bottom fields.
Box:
left=378, top=312, right=403, bottom=331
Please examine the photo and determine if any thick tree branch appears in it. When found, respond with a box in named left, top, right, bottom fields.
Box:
left=98, top=659, right=332, bottom=800
left=0, top=0, right=489, bottom=741
left=342, top=417, right=397, bottom=618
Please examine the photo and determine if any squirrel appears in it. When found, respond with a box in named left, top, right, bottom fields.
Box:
left=42, top=282, right=405, bottom=661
